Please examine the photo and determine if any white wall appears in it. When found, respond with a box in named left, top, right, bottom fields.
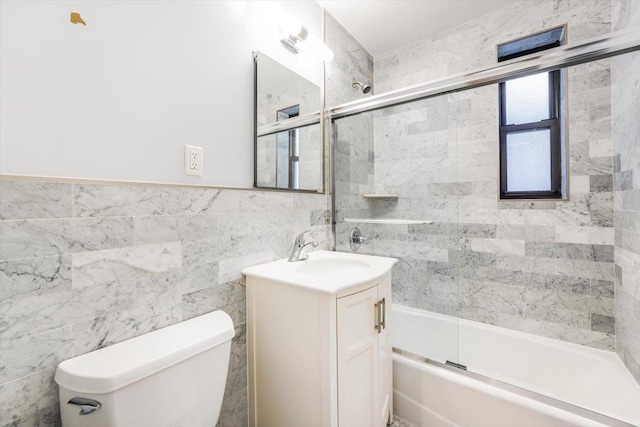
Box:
left=0, top=0, right=323, bottom=187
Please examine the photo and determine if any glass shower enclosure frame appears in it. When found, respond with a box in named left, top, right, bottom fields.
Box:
left=328, top=28, right=640, bottom=427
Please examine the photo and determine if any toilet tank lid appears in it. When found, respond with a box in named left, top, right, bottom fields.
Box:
left=55, top=311, right=234, bottom=394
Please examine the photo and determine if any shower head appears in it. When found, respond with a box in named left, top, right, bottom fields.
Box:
left=352, top=80, right=372, bottom=94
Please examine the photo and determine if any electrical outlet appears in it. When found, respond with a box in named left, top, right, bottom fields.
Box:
left=184, top=145, right=203, bottom=176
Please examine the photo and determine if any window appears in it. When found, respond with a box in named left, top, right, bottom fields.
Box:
left=276, top=105, right=300, bottom=189
left=498, top=27, right=565, bottom=199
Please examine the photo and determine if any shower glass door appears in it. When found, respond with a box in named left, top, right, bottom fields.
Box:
left=329, top=30, right=640, bottom=426
left=452, top=60, right=640, bottom=426
left=332, top=92, right=461, bottom=368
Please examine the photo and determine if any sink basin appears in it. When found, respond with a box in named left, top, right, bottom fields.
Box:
left=242, top=250, right=398, bottom=297
left=294, top=257, right=371, bottom=278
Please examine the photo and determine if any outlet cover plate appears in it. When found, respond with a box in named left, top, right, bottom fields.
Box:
left=184, top=145, right=203, bottom=176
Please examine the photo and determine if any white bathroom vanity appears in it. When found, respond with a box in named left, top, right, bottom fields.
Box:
left=243, top=250, right=398, bottom=427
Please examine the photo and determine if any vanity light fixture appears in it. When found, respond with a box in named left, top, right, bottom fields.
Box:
left=280, top=25, right=309, bottom=54
left=302, top=32, right=335, bottom=62
left=256, top=3, right=334, bottom=62
left=281, top=26, right=335, bottom=62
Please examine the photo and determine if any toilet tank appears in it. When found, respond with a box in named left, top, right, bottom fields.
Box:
left=55, top=311, right=235, bottom=427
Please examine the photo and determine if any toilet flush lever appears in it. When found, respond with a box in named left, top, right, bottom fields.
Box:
left=68, top=397, right=101, bottom=415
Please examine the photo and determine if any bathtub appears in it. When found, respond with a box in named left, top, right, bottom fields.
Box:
left=391, top=304, right=640, bottom=427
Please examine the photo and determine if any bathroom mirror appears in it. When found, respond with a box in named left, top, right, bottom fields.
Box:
left=254, top=51, right=323, bottom=192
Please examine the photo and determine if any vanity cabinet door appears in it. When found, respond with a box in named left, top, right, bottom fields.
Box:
left=337, top=286, right=391, bottom=427
left=376, top=277, right=392, bottom=427
left=337, top=285, right=380, bottom=427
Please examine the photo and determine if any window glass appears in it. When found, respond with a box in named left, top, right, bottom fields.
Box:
left=505, top=73, right=550, bottom=125
left=498, top=27, right=564, bottom=61
left=276, top=105, right=300, bottom=188
left=506, top=129, right=551, bottom=192
left=498, top=27, right=564, bottom=199
left=276, top=131, right=290, bottom=187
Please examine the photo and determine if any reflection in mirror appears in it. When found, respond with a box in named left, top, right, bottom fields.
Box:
left=254, top=51, right=323, bottom=191
left=256, top=123, right=322, bottom=191
left=256, top=52, right=321, bottom=127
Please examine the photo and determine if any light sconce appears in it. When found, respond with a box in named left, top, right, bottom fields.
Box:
left=281, top=26, right=310, bottom=54
left=282, top=26, right=334, bottom=62
left=256, top=3, right=334, bottom=62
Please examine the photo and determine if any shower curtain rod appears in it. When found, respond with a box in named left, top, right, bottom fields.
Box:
left=327, top=28, right=640, bottom=120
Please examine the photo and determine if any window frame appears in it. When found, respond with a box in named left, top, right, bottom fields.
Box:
left=276, top=105, right=300, bottom=189
left=498, top=27, right=565, bottom=200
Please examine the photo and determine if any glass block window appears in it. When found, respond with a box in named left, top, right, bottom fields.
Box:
left=498, top=27, right=565, bottom=199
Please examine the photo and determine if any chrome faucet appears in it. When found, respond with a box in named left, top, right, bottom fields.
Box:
left=288, top=230, right=318, bottom=262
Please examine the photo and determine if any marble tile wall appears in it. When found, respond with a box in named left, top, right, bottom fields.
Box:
left=324, top=12, right=376, bottom=251
left=0, top=179, right=328, bottom=426
left=334, top=0, right=622, bottom=350
left=374, top=0, right=613, bottom=92
left=324, top=13, right=374, bottom=108
left=611, top=0, right=640, bottom=383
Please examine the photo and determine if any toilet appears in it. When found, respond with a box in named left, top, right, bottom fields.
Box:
left=55, top=311, right=234, bottom=427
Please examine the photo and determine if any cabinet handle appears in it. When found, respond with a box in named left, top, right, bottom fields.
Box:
left=374, top=301, right=381, bottom=333
left=381, top=298, right=386, bottom=330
